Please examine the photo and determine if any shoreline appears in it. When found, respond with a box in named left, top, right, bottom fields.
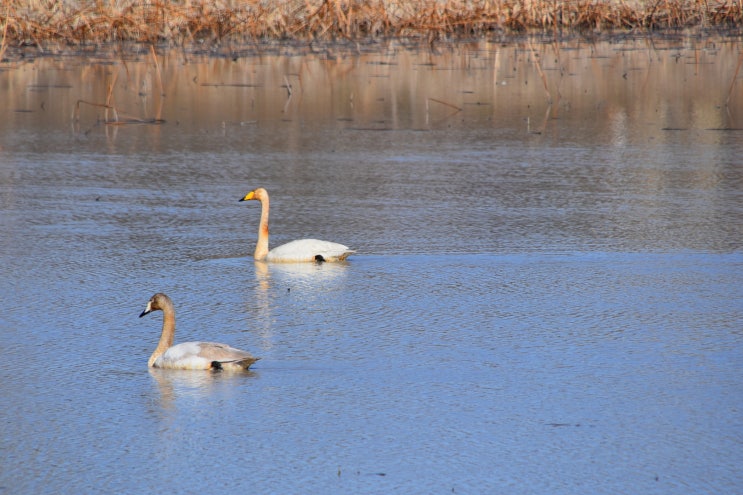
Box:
left=1, top=1, right=741, bottom=51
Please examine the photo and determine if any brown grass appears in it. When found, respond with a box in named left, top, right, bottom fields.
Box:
left=1, top=0, right=741, bottom=49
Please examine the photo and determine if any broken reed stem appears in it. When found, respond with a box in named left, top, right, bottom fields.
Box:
left=726, top=49, right=743, bottom=106
left=74, top=99, right=115, bottom=122
left=150, top=45, right=164, bottom=97
left=283, top=75, right=293, bottom=97
left=427, top=97, right=463, bottom=112
left=527, top=39, right=553, bottom=105
left=75, top=99, right=163, bottom=125
left=150, top=44, right=165, bottom=121
left=105, top=71, right=119, bottom=122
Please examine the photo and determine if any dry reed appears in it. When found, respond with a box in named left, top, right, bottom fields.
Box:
left=1, top=0, right=741, bottom=51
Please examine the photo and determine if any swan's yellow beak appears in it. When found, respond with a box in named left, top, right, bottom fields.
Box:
left=239, top=191, right=256, bottom=202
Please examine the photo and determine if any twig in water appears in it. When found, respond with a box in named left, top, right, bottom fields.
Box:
left=74, top=99, right=164, bottom=125
left=427, top=97, right=462, bottom=112
left=526, top=116, right=543, bottom=134
left=283, top=75, right=293, bottom=97
left=74, top=100, right=115, bottom=123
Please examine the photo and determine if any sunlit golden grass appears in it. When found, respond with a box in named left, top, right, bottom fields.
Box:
left=1, top=1, right=741, bottom=48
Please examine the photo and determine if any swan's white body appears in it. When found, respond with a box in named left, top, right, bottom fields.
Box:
left=264, top=238, right=351, bottom=263
left=139, top=293, right=259, bottom=371
left=239, top=187, right=354, bottom=263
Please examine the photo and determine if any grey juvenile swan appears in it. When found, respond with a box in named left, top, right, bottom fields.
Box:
left=139, top=293, right=259, bottom=371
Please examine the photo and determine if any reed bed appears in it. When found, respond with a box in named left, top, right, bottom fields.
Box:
left=1, top=0, right=741, bottom=49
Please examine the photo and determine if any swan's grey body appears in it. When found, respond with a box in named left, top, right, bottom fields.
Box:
left=139, top=293, right=259, bottom=371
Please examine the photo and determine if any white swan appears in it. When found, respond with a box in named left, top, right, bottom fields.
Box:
left=139, top=293, right=259, bottom=371
left=239, top=187, right=354, bottom=263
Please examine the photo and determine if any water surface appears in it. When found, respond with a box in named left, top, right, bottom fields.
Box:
left=1, top=37, right=742, bottom=494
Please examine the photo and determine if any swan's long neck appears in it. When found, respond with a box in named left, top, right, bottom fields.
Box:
left=149, top=303, right=175, bottom=367
left=254, top=194, right=270, bottom=261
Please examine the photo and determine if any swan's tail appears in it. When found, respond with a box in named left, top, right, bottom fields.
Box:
left=212, top=356, right=260, bottom=371
left=237, top=356, right=261, bottom=369
left=337, top=250, right=355, bottom=261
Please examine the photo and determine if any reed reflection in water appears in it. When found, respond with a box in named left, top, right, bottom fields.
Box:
left=1, top=37, right=741, bottom=142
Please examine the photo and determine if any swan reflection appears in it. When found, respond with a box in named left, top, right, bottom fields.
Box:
left=148, top=367, right=258, bottom=410
left=254, top=258, right=351, bottom=285
left=250, top=260, right=352, bottom=348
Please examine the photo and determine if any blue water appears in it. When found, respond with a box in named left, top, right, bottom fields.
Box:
left=1, top=38, right=742, bottom=494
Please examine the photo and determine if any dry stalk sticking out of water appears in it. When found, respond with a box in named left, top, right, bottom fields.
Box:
left=72, top=44, right=165, bottom=126
left=527, top=38, right=552, bottom=105
left=1, top=1, right=741, bottom=48
left=73, top=99, right=165, bottom=126
left=727, top=49, right=743, bottom=106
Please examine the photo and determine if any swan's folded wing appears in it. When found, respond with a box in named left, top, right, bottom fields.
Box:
left=156, top=342, right=258, bottom=370
left=197, top=342, right=258, bottom=362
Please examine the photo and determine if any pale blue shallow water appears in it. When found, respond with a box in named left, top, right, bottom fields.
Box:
left=1, top=39, right=742, bottom=494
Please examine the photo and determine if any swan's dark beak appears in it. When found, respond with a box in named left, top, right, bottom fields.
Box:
left=139, top=301, right=153, bottom=318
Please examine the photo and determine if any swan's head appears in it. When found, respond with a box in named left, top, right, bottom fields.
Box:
left=139, top=293, right=172, bottom=318
left=239, top=187, right=268, bottom=202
